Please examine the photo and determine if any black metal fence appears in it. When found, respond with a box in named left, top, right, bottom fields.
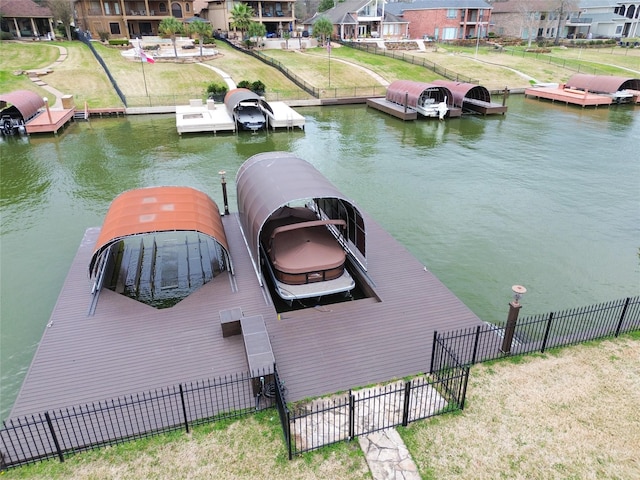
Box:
left=430, top=296, right=640, bottom=371
left=341, top=41, right=479, bottom=85
left=274, top=364, right=469, bottom=458
left=0, top=369, right=273, bottom=470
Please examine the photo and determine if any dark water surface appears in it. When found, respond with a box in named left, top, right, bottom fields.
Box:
left=1, top=96, right=638, bottom=419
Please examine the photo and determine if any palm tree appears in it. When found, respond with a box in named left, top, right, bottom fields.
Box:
left=230, top=3, right=254, bottom=40
left=313, top=16, right=333, bottom=46
left=188, top=19, right=212, bottom=57
left=158, top=16, right=184, bottom=58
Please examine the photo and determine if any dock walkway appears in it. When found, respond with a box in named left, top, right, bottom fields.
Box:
left=10, top=211, right=481, bottom=418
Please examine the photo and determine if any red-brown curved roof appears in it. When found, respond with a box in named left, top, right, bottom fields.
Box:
left=432, top=80, right=491, bottom=106
left=89, top=186, right=229, bottom=276
left=0, top=90, right=44, bottom=121
left=565, top=74, right=640, bottom=94
left=386, top=80, right=451, bottom=108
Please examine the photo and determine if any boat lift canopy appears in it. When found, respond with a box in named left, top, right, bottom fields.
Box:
left=224, top=88, right=273, bottom=115
left=386, top=80, right=451, bottom=108
left=89, top=186, right=232, bottom=277
left=564, top=74, right=640, bottom=94
left=432, top=80, right=491, bottom=107
left=236, top=152, right=367, bottom=284
left=0, top=90, right=44, bottom=121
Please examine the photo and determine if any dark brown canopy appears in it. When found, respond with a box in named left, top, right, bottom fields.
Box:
left=236, top=152, right=366, bottom=284
left=386, top=80, right=451, bottom=108
left=432, top=80, right=491, bottom=107
left=0, top=90, right=44, bottom=121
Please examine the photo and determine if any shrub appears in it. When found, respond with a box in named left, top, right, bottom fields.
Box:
left=237, top=80, right=252, bottom=89
left=98, top=31, right=110, bottom=42
left=0, top=31, right=12, bottom=40
left=251, top=80, right=266, bottom=94
left=206, top=82, right=228, bottom=101
left=108, top=39, right=130, bottom=46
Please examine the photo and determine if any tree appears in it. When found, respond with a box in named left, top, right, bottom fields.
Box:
left=247, top=21, right=266, bottom=47
left=158, top=16, right=184, bottom=58
left=313, top=16, right=333, bottom=45
left=46, top=0, right=73, bottom=40
left=318, top=0, right=335, bottom=13
left=230, top=3, right=254, bottom=40
left=518, top=2, right=540, bottom=47
left=553, top=0, right=578, bottom=45
left=188, top=19, right=212, bottom=57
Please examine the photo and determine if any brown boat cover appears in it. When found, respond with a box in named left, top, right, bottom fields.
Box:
left=271, top=224, right=346, bottom=274
left=386, top=80, right=451, bottom=108
left=236, top=152, right=366, bottom=283
left=89, top=186, right=230, bottom=276
left=431, top=80, right=491, bottom=107
left=0, top=90, right=44, bottom=121
left=564, top=74, right=640, bottom=94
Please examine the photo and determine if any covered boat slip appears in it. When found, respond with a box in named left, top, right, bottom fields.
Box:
left=10, top=163, right=482, bottom=421
left=0, top=90, right=75, bottom=135
left=432, top=80, right=508, bottom=115
left=384, top=80, right=458, bottom=119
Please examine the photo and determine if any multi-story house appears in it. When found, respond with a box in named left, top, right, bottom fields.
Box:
left=385, top=0, right=493, bottom=40
left=202, top=0, right=298, bottom=37
left=74, top=0, right=196, bottom=38
left=302, top=0, right=408, bottom=40
left=566, top=0, right=639, bottom=39
left=489, top=0, right=580, bottom=41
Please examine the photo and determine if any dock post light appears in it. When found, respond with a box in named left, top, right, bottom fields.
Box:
left=43, top=97, right=53, bottom=124
left=501, top=285, right=526, bottom=354
left=219, top=170, right=229, bottom=215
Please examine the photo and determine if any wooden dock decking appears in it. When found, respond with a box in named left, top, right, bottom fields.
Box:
left=10, top=211, right=482, bottom=418
left=25, top=108, right=75, bottom=134
left=524, top=86, right=614, bottom=107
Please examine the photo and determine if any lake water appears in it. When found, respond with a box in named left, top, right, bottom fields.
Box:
left=1, top=95, right=638, bottom=420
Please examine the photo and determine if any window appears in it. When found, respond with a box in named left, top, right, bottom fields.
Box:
left=104, top=3, right=110, bottom=14
left=446, top=9, right=457, bottom=18
left=186, top=3, right=190, bottom=12
left=171, top=2, right=183, bottom=17
left=109, top=22, right=121, bottom=34
left=159, top=3, right=167, bottom=12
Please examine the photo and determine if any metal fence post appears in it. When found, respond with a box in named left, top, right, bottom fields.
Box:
left=541, top=312, right=554, bottom=353
left=179, top=384, right=189, bottom=433
left=401, top=381, right=412, bottom=426
left=615, top=297, right=631, bottom=337
left=44, top=412, right=64, bottom=463
left=471, top=325, right=482, bottom=365
left=348, top=390, right=355, bottom=440
left=429, top=330, right=438, bottom=373
left=501, top=298, right=523, bottom=354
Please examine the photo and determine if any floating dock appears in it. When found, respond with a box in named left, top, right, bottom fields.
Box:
left=25, top=108, right=76, bottom=134
left=10, top=191, right=481, bottom=420
left=176, top=98, right=305, bottom=134
left=366, top=97, right=418, bottom=120
left=524, top=85, right=614, bottom=107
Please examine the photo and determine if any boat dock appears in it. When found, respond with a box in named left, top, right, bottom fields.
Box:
left=10, top=209, right=481, bottom=418
left=176, top=98, right=305, bottom=134
left=24, top=107, right=76, bottom=134
left=524, top=85, right=614, bottom=107
left=366, top=97, right=417, bottom=120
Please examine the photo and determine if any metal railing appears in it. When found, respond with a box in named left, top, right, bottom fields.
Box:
left=431, top=296, right=640, bottom=370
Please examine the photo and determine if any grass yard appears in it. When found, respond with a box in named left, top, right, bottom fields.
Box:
left=0, top=41, right=60, bottom=97
left=2, top=335, right=637, bottom=479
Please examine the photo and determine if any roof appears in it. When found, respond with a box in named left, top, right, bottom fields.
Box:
left=89, top=186, right=230, bottom=276
left=0, top=90, right=44, bottom=120
left=432, top=80, right=491, bottom=105
left=224, top=88, right=273, bottom=115
left=386, top=0, right=491, bottom=15
left=235, top=152, right=365, bottom=282
left=565, top=74, right=640, bottom=94
left=386, top=80, right=452, bottom=108
left=490, top=0, right=576, bottom=14
left=304, top=0, right=375, bottom=25
left=0, top=0, right=52, bottom=17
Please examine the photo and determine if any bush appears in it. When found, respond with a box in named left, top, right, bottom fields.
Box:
left=237, top=80, right=251, bottom=89
left=98, top=31, right=110, bottom=42
left=108, top=39, right=130, bottom=46
left=0, top=31, right=12, bottom=40
left=251, top=80, right=266, bottom=95
left=206, top=82, right=228, bottom=101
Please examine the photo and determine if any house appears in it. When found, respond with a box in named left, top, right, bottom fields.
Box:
left=303, top=0, right=408, bottom=40
left=74, top=0, right=196, bottom=38
left=0, top=0, right=55, bottom=39
left=385, top=0, right=493, bottom=40
left=565, top=0, right=640, bottom=39
left=199, top=0, right=298, bottom=37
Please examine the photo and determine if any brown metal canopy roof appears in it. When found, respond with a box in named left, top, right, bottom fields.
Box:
left=565, top=74, right=640, bottom=94
left=0, top=90, right=44, bottom=121
left=432, top=80, right=491, bottom=106
left=89, top=186, right=230, bottom=276
left=236, top=152, right=366, bottom=283
left=386, top=80, right=452, bottom=108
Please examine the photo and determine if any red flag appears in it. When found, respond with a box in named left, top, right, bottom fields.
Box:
left=139, top=49, right=155, bottom=64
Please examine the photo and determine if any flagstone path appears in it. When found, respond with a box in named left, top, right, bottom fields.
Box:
left=25, top=45, right=68, bottom=108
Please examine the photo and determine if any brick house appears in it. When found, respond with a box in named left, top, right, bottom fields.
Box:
left=0, top=0, right=55, bottom=39
left=385, top=0, right=492, bottom=40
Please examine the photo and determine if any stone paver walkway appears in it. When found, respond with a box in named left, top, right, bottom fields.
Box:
left=25, top=45, right=68, bottom=108
left=359, top=429, right=421, bottom=480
